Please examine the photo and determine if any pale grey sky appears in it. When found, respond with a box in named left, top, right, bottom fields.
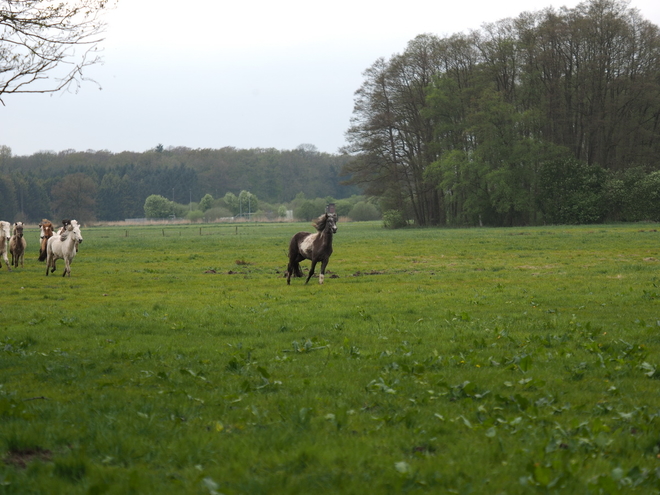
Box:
left=2, top=0, right=659, bottom=157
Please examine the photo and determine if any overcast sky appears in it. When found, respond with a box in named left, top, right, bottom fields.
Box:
left=2, top=0, right=660, bottom=157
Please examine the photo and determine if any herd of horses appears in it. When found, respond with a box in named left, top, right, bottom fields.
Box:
left=0, top=219, right=83, bottom=277
left=1, top=207, right=336, bottom=284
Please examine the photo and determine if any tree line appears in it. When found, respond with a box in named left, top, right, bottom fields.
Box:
left=0, top=144, right=361, bottom=223
left=344, top=0, right=660, bottom=226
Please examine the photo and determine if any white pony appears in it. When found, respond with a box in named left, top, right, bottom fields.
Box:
left=46, top=219, right=83, bottom=277
left=0, top=221, right=11, bottom=271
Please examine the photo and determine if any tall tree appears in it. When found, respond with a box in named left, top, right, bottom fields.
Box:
left=24, top=174, right=51, bottom=221
left=97, top=173, right=124, bottom=221
left=346, top=0, right=660, bottom=226
left=0, top=174, right=17, bottom=220
left=50, top=173, right=97, bottom=222
left=344, top=35, right=448, bottom=226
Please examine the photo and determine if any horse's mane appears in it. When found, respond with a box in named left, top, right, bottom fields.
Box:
left=313, top=214, right=329, bottom=232
left=60, top=220, right=80, bottom=242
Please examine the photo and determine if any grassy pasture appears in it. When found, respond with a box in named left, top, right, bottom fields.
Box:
left=1, top=221, right=660, bottom=494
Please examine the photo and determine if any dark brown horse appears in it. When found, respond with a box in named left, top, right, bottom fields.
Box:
left=286, top=213, right=338, bottom=285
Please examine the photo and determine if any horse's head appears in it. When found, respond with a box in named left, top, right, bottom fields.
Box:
left=13, top=222, right=24, bottom=238
left=314, top=213, right=338, bottom=234
left=327, top=213, right=338, bottom=234
left=70, top=220, right=83, bottom=245
left=39, top=220, right=53, bottom=239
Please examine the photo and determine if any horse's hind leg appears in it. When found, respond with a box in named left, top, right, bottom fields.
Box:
left=286, top=258, right=299, bottom=285
left=305, top=261, right=317, bottom=284
left=286, top=262, right=294, bottom=285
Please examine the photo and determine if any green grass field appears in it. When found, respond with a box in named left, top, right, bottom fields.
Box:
left=1, top=221, right=660, bottom=494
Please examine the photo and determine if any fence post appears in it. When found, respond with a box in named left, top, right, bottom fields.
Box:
left=162, top=229, right=165, bottom=237
left=200, top=227, right=202, bottom=236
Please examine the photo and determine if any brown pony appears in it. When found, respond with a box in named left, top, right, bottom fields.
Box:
left=9, top=222, right=26, bottom=269
left=38, top=219, right=54, bottom=262
left=286, top=212, right=338, bottom=285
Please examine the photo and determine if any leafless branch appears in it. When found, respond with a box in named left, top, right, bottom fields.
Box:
left=0, top=0, right=115, bottom=105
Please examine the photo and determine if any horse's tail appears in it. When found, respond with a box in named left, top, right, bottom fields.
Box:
left=287, top=261, right=303, bottom=278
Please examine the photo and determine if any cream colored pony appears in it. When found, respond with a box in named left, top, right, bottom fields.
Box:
left=0, top=221, right=11, bottom=271
left=46, top=220, right=83, bottom=277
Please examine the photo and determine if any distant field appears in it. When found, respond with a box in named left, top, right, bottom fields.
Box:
left=1, top=221, right=660, bottom=493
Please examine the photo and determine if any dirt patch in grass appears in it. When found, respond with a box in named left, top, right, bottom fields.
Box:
left=3, top=447, right=52, bottom=469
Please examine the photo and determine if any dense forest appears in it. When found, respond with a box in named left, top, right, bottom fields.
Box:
left=345, top=0, right=660, bottom=226
left=0, top=144, right=361, bottom=223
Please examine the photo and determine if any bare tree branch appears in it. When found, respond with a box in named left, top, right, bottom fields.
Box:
left=0, top=0, right=115, bottom=105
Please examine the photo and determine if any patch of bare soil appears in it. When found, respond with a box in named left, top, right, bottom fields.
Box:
left=3, top=447, right=52, bottom=469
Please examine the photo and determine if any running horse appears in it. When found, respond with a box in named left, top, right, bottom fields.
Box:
left=38, top=219, right=55, bottom=262
left=0, top=221, right=10, bottom=271
left=9, top=222, right=26, bottom=269
left=286, top=205, right=338, bottom=285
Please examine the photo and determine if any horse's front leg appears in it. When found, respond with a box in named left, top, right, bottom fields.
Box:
left=318, top=259, right=329, bottom=285
left=63, top=259, right=70, bottom=277
left=305, top=260, right=318, bottom=284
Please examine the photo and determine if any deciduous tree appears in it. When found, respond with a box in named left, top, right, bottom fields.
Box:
left=51, top=173, right=97, bottom=222
left=144, top=194, right=173, bottom=219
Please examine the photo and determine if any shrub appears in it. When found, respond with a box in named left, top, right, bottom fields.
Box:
left=199, top=194, right=214, bottom=212
left=382, top=210, right=407, bottom=229
left=186, top=210, right=204, bottom=222
left=144, top=195, right=173, bottom=219
left=203, top=206, right=233, bottom=222
left=537, top=159, right=606, bottom=224
left=294, top=199, right=325, bottom=221
left=348, top=201, right=380, bottom=221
